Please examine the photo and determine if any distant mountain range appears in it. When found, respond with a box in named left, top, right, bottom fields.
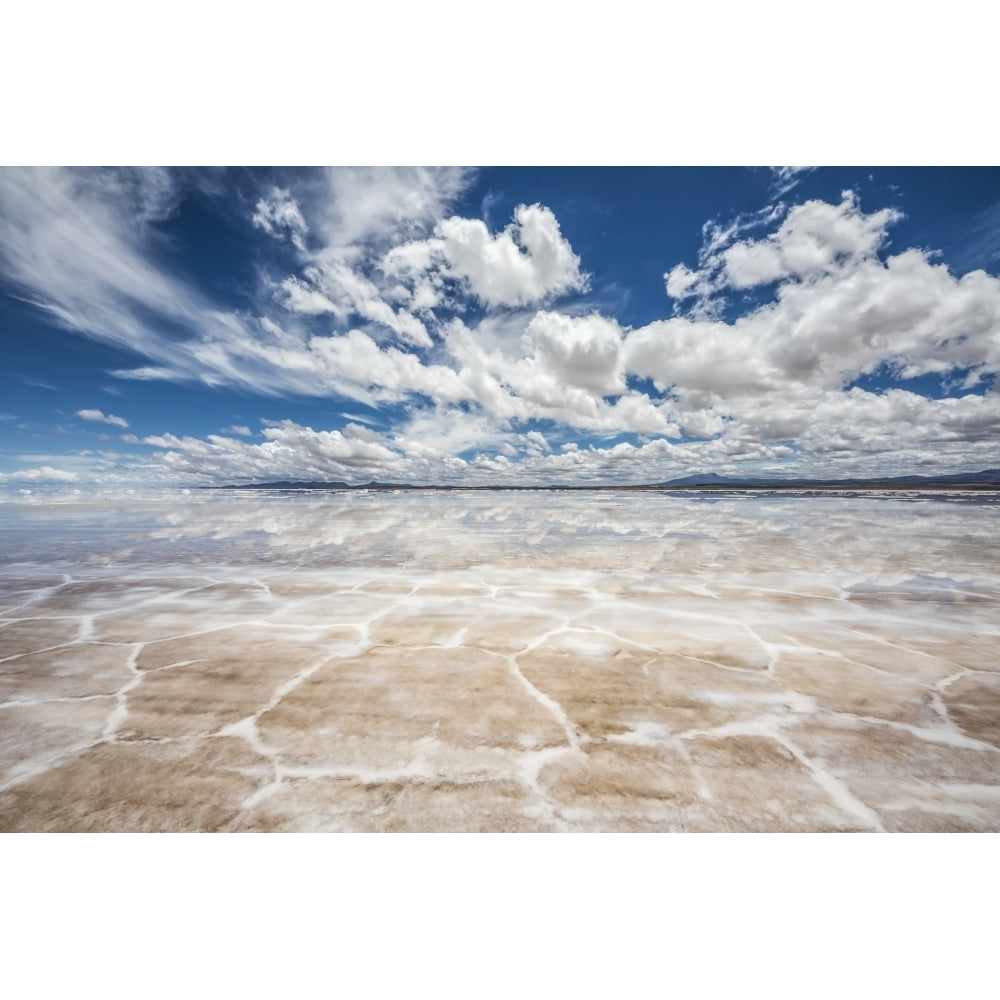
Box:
left=210, top=470, right=1000, bottom=491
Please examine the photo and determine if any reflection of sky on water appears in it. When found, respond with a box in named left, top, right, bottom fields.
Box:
left=1, top=491, right=998, bottom=596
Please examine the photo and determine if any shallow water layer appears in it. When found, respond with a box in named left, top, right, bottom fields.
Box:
left=1, top=490, right=998, bottom=832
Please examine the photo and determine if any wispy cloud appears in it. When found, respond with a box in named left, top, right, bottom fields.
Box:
left=16, top=374, right=58, bottom=391
left=77, top=408, right=129, bottom=428
left=769, top=166, right=816, bottom=197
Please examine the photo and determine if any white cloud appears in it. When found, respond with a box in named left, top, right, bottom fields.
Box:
left=281, top=260, right=432, bottom=347
left=312, top=167, right=472, bottom=257
left=134, top=419, right=472, bottom=486
left=435, top=204, right=586, bottom=308
left=769, top=166, right=816, bottom=197
left=0, top=167, right=471, bottom=396
left=382, top=204, right=587, bottom=312
left=77, top=408, right=129, bottom=428
left=440, top=316, right=678, bottom=436
left=0, top=466, right=79, bottom=483
left=252, top=187, right=308, bottom=250
left=223, top=425, right=253, bottom=437
left=665, top=192, right=903, bottom=308
left=0, top=168, right=272, bottom=392
left=721, top=192, right=901, bottom=289
left=526, top=311, right=626, bottom=395
left=631, top=243, right=1000, bottom=411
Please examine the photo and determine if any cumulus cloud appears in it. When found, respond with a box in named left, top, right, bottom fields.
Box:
left=632, top=228, right=1000, bottom=407
left=440, top=317, right=678, bottom=436
left=126, top=415, right=805, bottom=487
left=312, top=167, right=472, bottom=257
left=260, top=168, right=475, bottom=349
left=135, top=420, right=471, bottom=486
left=721, top=192, right=901, bottom=289
left=665, top=192, right=902, bottom=306
left=0, top=466, right=79, bottom=483
left=435, top=204, right=586, bottom=307
left=626, top=190, right=1000, bottom=469
left=77, top=408, right=129, bottom=428
left=383, top=204, right=587, bottom=311
left=525, top=311, right=626, bottom=395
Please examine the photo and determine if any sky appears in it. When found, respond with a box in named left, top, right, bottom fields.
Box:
left=1, top=165, right=999, bottom=492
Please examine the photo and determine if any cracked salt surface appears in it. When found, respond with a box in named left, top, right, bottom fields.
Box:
left=0, top=489, right=997, bottom=831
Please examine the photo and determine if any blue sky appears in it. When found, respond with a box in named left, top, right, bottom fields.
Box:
left=1, top=165, right=999, bottom=492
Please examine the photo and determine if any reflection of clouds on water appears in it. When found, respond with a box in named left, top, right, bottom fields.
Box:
left=2, top=490, right=998, bottom=586
left=1, top=490, right=999, bottom=831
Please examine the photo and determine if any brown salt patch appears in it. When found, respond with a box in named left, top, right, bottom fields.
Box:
left=816, top=606, right=1000, bottom=673
left=650, top=659, right=807, bottom=734
left=516, top=637, right=665, bottom=740
left=0, top=643, right=133, bottom=701
left=252, top=576, right=337, bottom=601
left=123, top=629, right=337, bottom=740
left=0, top=618, right=82, bottom=659
left=133, top=623, right=349, bottom=672
left=496, top=586, right=595, bottom=617
left=0, top=697, right=113, bottom=786
left=877, top=809, right=997, bottom=833
left=909, top=634, right=1000, bottom=673
left=782, top=718, right=1000, bottom=830
left=460, top=602, right=566, bottom=654
left=25, top=578, right=201, bottom=618
left=536, top=742, right=701, bottom=831
left=683, top=734, right=871, bottom=832
left=582, top=604, right=772, bottom=670
left=0, top=578, right=68, bottom=615
left=234, top=777, right=553, bottom=832
left=351, top=579, right=427, bottom=596
left=772, top=651, right=939, bottom=727
left=517, top=634, right=782, bottom=740
left=367, top=599, right=478, bottom=647
left=258, top=646, right=567, bottom=771
left=785, top=627, right=960, bottom=686
left=941, top=673, right=1000, bottom=747
left=96, top=586, right=277, bottom=643
left=265, top=591, right=399, bottom=627
left=662, top=633, right=772, bottom=672
left=0, top=738, right=265, bottom=832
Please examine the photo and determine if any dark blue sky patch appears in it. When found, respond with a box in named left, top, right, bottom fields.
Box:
left=847, top=366, right=995, bottom=399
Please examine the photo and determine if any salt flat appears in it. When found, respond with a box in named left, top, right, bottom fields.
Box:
left=1, top=489, right=997, bottom=832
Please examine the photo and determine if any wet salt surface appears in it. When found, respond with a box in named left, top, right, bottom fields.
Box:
left=1, top=489, right=998, bottom=832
